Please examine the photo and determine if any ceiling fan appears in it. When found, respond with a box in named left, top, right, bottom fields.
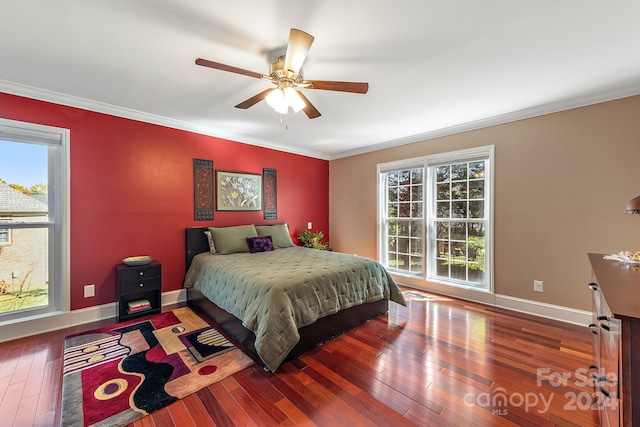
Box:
left=195, top=28, right=368, bottom=119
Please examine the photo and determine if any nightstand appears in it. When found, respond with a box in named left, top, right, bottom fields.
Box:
left=116, top=261, right=162, bottom=322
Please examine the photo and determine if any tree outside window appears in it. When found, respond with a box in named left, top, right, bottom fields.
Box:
left=378, top=146, right=493, bottom=291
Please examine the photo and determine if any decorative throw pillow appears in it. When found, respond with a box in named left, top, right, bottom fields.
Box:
left=203, top=230, right=216, bottom=254
left=246, top=236, right=274, bottom=253
left=255, top=224, right=295, bottom=248
left=208, top=224, right=258, bottom=254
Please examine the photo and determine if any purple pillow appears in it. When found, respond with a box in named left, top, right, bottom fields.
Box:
left=246, top=235, right=274, bottom=253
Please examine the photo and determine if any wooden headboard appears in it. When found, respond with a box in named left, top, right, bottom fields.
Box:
left=186, top=227, right=209, bottom=272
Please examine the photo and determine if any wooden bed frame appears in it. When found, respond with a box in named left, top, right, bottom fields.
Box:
left=185, top=226, right=389, bottom=370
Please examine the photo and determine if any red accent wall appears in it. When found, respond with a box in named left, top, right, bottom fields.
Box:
left=0, top=92, right=329, bottom=310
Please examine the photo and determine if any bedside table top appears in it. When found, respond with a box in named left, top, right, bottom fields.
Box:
left=117, top=260, right=161, bottom=270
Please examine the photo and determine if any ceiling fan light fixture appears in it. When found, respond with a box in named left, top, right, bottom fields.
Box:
left=284, top=87, right=306, bottom=113
left=265, top=88, right=288, bottom=114
left=265, top=86, right=306, bottom=115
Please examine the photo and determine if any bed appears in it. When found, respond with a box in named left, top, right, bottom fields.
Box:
left=184, top=224, right=406, bottom=372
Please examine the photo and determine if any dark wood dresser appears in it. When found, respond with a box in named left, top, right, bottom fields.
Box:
left=588, top=253, right=640, bottom=427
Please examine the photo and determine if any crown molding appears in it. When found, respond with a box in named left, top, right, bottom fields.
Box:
left=0, top=79, right=331, bottom=160
left=3, top=79, right=640, bottom=162
left=330, top=85, right=640, bottom=160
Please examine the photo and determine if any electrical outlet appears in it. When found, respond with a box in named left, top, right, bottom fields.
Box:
left=533, top=280, right=544, bottom=292
left=307, top=222, right=312, bottom=229
left=84, top=284, right=95, bottom=298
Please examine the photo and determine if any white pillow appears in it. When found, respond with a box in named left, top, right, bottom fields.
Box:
left=204, top=230, right=216, bottom=254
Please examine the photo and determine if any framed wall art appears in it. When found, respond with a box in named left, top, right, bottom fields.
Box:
left=193, top=159, right=214, bottom=220
left=216, top=171, right=262, bottom=211
left=263, top=168, right=277, bottom=219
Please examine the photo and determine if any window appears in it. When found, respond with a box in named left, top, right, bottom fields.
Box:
left=0, top=119, right=69, bottom=321
left=378, top=146, right=493, bottom=292
left=381, top=167, right=424, bottom=276
left=0, top=220, right=10, bottom=244
left=431, top=160, right=487, bottom=286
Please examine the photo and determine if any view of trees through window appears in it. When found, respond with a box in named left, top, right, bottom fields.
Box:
left=0, top=138, right=50, bottom=315
left=433, top=161, right=486, bottom=285
left=383, top=168, right=424, bottom=275
left=379, top=147, right=492, bottom=291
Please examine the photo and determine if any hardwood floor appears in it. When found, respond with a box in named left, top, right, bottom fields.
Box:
left=0, top=288, right=599, bottom=426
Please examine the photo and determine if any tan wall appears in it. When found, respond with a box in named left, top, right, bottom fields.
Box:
left=329, top=95, right=640, bottom=312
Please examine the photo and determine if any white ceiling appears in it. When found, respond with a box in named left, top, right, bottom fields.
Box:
left=2, top=1, right=640, bottom=160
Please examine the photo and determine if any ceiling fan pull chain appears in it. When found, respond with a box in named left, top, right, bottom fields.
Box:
left=279, top=112, right=289, bottom=130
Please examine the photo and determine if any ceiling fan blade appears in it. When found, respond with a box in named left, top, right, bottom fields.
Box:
left=283, top=29, right=314, bottom=74
left=234, top=88, right=273, bottom=109
left=297, top=91, right=321, bottom=119
left=195, top=58, right=265, bottom=79
left=303, top=80, right=369, bottom=94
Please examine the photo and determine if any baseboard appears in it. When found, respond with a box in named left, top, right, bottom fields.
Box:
left=495, top=293, right=591, bottom=326
left=396, top=277, right=497, bottom=306
left=0, top=288, right=187, bottom=343
left=1, top=286, right=590, bottom=343
left=398, top=281, right=591, bottom=326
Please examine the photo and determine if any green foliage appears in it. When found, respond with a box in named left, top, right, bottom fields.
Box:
left=29, top=183, right=48, bottom=194
left=442, top=235, right=485, bottom=271
left=297, top=230, right=328, bottom=250
left=0, top=178, right=48, bottom=196
left=9, top=183, right=30, bottom=195
left=0, top=264, right=46, bottom=313
left=0, top=286, right=48, bottom=313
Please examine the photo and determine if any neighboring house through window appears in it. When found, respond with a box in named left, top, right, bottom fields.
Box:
left=378, top=146, right=494, bottom=292
left=0, top=119, right=69, bottom=321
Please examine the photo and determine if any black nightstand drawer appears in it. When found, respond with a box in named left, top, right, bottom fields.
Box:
left=116, top=261, right=162, bottom=322
left=119, top=277, right=160, bottom=295
left=119, top=263, right=161, bottom=282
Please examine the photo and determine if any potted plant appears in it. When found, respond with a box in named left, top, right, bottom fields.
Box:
left=297, top=230, right=328, bottom=250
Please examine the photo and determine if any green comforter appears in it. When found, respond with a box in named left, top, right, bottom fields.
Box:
left=183, top=247, right=406, bottom=371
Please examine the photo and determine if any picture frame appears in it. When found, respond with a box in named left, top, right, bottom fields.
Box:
left=193, top=159, right=214, bottom=221
left=216, top=171, right=262, bottom=211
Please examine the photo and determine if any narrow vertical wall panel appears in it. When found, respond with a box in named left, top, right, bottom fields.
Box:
left=194, top=159, right=214, bottom=221
left=263, top=168, right=277, bottom=219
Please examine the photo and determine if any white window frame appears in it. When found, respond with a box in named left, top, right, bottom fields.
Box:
left=378, top=145, right=494, bottom=293
left=378, top=164, right=425, bottom=277
left=0, top=219, right=11, bottom=244
left=0, top=118, right=70, bottom=323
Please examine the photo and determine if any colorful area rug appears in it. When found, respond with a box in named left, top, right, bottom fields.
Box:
left=61, top=307, right=254, bottom=427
